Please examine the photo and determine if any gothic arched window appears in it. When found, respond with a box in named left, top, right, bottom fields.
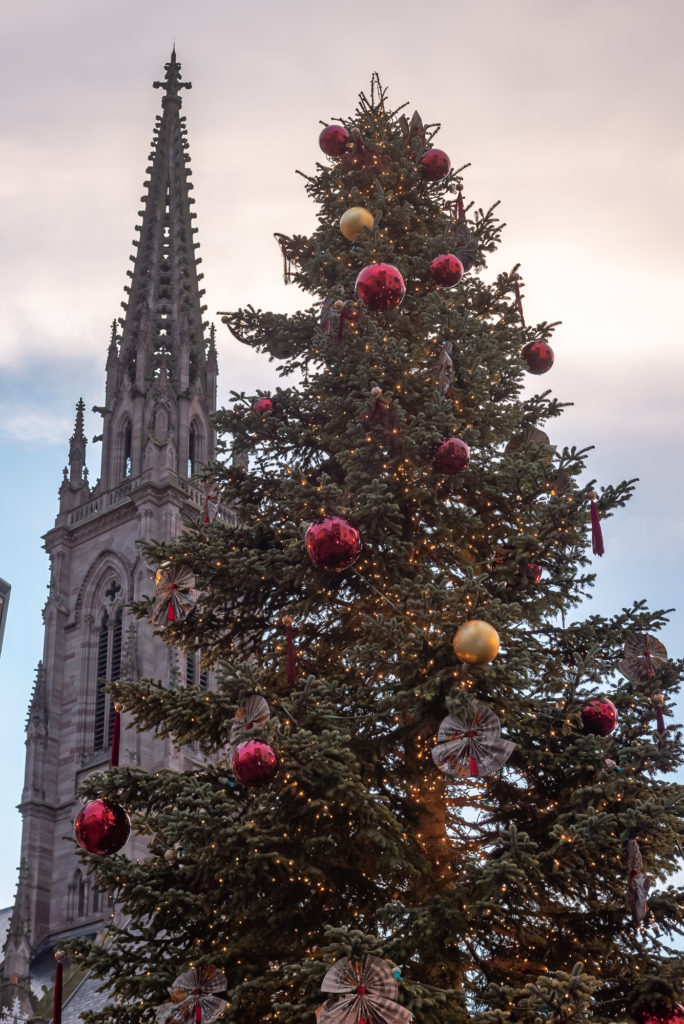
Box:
left=68, top=869, right=88, bottom=920
left=188, top=421, right=202, bottom=478
left=123, top=420, right=133, bottom=478
left=94, top=590, right=123, bottom=753
left=186, top=652, right=209, bottom=689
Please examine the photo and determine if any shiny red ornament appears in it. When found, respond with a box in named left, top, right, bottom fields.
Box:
left=355, top=264, right=406, bottom=311
left=430, top=254, right=464, bottom=287
left=252, top=397, right=274, bottom=414
left=526, top=562, right=542, bottom=584
left=420, top=148, right=451, bottom=181
left=319, top=125, right=349, bottom=157
left=581, top=698, right=617, bottom=737
left=521, top=341, right=554, bottom=374
left=74, top=798, right=130, bottom=855
left=433, top=437, right=470, bottom=474
left=232, top=740, right=278, bottom=785
left=305, top=517, right=361, bottom=571
left=635, top=1006, right=684, bottom=1024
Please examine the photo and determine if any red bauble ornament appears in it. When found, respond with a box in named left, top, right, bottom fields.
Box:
left=252, top=397, right=274, bottom=414
left=521, top=341, right=554, bottom=374
left=526, top=562, right=542, bottom=584
left=581, top=698, right=617, bottom=737
left=305, top=517, right=361, bottom=571
left=430, top=254, right=464, bottom=287
left=635, top=1007, right=684, bottom=1024
left=433, top=437, right=470, bottom=474
left=74, top=798, right=130, bottom=855
left=355, top=264, right=406, bottom=312
left=420, top=148, right=451, bottom=181
left=232, top=740, right=278, bottom=785
left=319, top=125, right=349, bottom=157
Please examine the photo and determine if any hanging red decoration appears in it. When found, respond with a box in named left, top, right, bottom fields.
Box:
left=430, top=254, right=464, bottom=287
left=305, top=517, right=362, bottom=571
left=355, top=264, right=406, bottom=311
left=635, top=1007, right=684, bottom=1024
left=232, top=739, right=278, bottom=786
left=526, top=563, right=542, bottom=584
left=110, top=702, right=123, bottom=768
left=53, top=950, right=65, bottom=1024
left=581, top=698, right=617, bottom=737
left=282, top=615, right=299, bottom=687
left=433, top=437, right=470, bottom=474
left=588, top=490, right=605, bottom=556
left=74, top=798, right=131, bottom=855
left=420, top=148, right=451, bottom=181
left=252, top=397, right=274, bottom=414
left=521, top=341, right=554, bottom=375
left=319, top=125, right=349, bottom=157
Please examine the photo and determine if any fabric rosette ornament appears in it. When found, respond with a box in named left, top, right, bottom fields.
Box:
left=201, top=479, right=221, bottom=524
left=151, top=563, right=198, bottom=625
left=626, top=838, right=651, bottom=926
left=504, top=425, right=551, bottom=454
left=618, top=633, right=668, bottom=685
left=432, top=705, right=515, bottom=778
left=318, top=954, right=411, bottom=1024
left=156, top=966, right=227, bottom=1024
left=228, top=695, right=270, bottom=759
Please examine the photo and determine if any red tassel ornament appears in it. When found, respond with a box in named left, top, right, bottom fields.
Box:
left=283, top=615, right=299, bottom=687
left=110, top=703, right=123, bottom=768
left=53, top=950, right=65, bottom=1024
left=590, top=490, right=605, bottom=556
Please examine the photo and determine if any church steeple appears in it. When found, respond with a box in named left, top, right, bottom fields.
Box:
left=96, top=49, right=215, bottom=491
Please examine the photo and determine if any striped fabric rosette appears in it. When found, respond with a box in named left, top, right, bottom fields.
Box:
left=151, top=562, right=198, bottom=625
left=432, top=704, right=515, bottom=778
left=156, top=966, right=227, bottom=1024
left=317, top=954, right=411, bottom=1024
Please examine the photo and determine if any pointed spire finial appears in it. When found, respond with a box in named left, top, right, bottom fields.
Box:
left=67, top=398, right=87, bottom=486
left=71, top=398, right=85, bottom=444
left=153, top=49, right=191, bottom=107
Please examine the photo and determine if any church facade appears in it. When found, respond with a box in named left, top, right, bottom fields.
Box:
left=1, top=52, right=219, bottom=1018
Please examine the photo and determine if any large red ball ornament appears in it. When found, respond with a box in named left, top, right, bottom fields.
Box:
left=232, top=739, right=278, bottom=785
left=74, top=798, right=131, bottom=855
left=430, top=254, right=464, bottom=287
left=420, top=149, right=451, bottom=181
left=305, top=517, right=361, bottom=571
left=521, top=341, right=554, bottom=375
left=355, top=264, right=406, bottom=311
left=635, top=1007, right=684, bottom=1024
left=319, top=124, right=349, bottom=157
left=433, top=437, right=470, bottom=474
left=581, top=698, right=617, bottom=737
left=252, top=397, right=274, bottom=414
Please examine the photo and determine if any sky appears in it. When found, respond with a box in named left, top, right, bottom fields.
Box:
left=1, top=0, right=683, bottom=909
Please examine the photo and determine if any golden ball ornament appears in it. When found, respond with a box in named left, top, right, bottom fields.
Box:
left=339, top=206, right=374, bottom=241
left=453, top=620, right=500, bottom=665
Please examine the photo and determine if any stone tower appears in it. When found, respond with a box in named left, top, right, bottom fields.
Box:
left=1, top=50, right=218, bottom=1012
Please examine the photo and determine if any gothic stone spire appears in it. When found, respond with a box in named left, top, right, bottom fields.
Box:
left=94, top=50, right=216, bottom=489
left=118, top=47, right=207, bottom=391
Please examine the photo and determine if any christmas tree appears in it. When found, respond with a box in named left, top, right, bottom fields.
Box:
left=73, top=77, right=684, bottom=1024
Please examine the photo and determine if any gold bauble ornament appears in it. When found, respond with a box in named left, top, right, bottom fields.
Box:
left=453, top=620, right=500, bottom=665
left=339, top=206, right=374, bottom=241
